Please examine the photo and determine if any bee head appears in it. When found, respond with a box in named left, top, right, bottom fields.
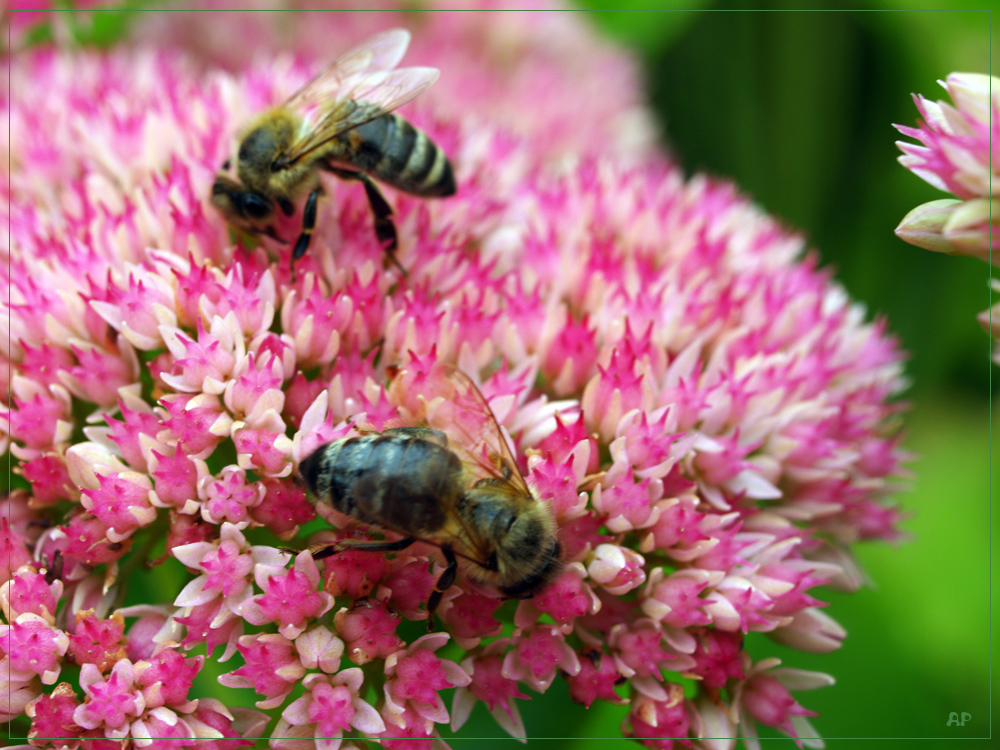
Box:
left=498, top=534, right=563, bottom=599
left=211, top=175, right=275, bottom=227
left=467, top=493, right=562, bottom=597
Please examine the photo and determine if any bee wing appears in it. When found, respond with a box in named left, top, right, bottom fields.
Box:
left=281, top=28, right=440, bottom=166
left=401, top=365, right=534, bottom=499
left=350, top=365, right=537, bottom=571
left=285, top=28, right=412, bottom=112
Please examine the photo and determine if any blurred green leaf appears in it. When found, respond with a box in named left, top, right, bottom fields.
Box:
left=573, top=2, right=711, bottom=57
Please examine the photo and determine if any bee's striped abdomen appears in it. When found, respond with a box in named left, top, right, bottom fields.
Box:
left=348, top=114, right=456, bottom=197
left=299, top=434, right=464, bottom=534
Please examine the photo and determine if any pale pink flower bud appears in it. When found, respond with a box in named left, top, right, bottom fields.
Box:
left=295, top=625, right=345, bottom=673
left=130, top=706, right=196, bottom=747
left=734, top=657, right=833, bottom=749
left=742, top=673, right=819, bottom=746
left=158, top=392, right=233, bottom=460
left=122, top=608, right=175, bottom=661
left=516, top=562, right=600, bottom=632
left=769, top=607, right=847, bottom=653
left=2, top=676, right=41, bottom=723
left=896, top=197, right=999, bottom=263
left=160, top=322, right=240, bottom=395
left=16, top=451, right=76, bottom=507
left=210, top=266, right=277, bottom=338
left=437, top=589, right=503, bottom=648
left=198, top=466, right=265, bottom=527
left=896, top=73, right=999, bottom=200
left=587, top=543, right=647, bottom=595
left=148, top=447, right=206, bottom=513
left=80, top=471, right=157, bottom=543
left=692, top=693, right=738, bottom=750
left=251, top=478, right=316, bottom=539
left=60, top=339, right=141, bottom=407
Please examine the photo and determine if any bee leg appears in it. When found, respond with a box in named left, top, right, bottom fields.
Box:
left=356, top=175, right=396, bottom=247
left=426, top=547, right=458, bottom=631
left=328, top=167, right=406, bottom=276
left=43, top=550, right=64, bottom=584
left=310, top=535, right=416, bottom=561
left=291, top=188, right=323, bottom=267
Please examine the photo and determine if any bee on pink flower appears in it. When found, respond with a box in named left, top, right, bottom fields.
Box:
left=298, top=363, right=563, bottom=628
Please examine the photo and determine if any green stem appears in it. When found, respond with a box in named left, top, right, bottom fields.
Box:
left=107, top=510, right=170, bottom=611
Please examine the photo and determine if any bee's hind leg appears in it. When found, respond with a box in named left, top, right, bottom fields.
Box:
left=426, top=547, right=458, bottom=631
left=310, top=535, right=416, bottom=561
left=291, top=187, right=323, bottom=268
left=329, top=168, right=407, bottom=276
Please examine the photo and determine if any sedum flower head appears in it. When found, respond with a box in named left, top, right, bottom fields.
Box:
left=4, top=8, right=907, bottom=750
left=895, top=72, right=999, bottom=361
left=894, top=73, right=999, bottom=262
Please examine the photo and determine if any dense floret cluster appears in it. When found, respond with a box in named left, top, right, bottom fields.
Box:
left=3, top=7, right=907, bottom=749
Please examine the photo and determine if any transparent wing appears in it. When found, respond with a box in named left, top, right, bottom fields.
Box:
left=281, top=28, right=439, bottom=166
left=286, top=28, right=412, bottom=112
left=389, top=363, right=534, bottom=500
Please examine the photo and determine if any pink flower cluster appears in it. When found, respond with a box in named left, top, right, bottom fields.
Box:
left=4, top=8, right=907, bottom=750
left=894, top=72, right=999, bottom=362
left=895, top=72, right=999, bottom=261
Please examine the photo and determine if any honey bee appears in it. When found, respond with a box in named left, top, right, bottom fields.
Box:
left=211, top=28, right=456, bottom=274
left=298, top=365, right=562, bottom=626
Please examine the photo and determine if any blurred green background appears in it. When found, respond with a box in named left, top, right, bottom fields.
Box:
left=8, top=3, right=995, bottom=750
left=572, top=3, right=997, bottom=750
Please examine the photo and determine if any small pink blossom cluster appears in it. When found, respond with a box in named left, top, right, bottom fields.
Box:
left=128, top=0, right=659, bottom=167
left=4, top=10, right=908, bottom=750
left=894, top=72, right=999, bottom=362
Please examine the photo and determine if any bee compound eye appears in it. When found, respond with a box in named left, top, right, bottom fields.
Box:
left=240, top=192, right=273, bottom=220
